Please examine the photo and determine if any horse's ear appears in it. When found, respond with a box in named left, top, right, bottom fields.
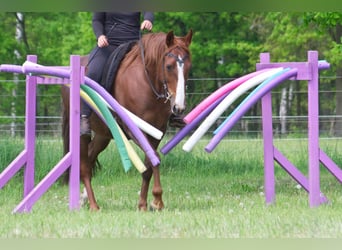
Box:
left=166, top=30, right=174, bottom=47
left=184, top=29, right=193, bottom=47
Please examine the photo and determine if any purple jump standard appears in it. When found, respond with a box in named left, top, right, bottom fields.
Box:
left=256, top=51, right=340, bottom=207
left=0, top=55, right=81, bottom=213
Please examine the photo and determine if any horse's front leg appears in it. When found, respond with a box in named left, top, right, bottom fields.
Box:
left=138, top=159, right=164, bottom=211
left=137, top=138, right=164, bottom=211
left=138, top=166, right=152, bottom=211
left=150, top=164, right=164, bottom=211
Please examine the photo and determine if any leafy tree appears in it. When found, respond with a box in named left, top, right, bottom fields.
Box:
left=0, top=12, right=339, bottom=136
left=0, top=12, right=94, bottom=134
left=303, top=12, right=342, bottom=136
left=22, top=12, right=93, bottom=125
left=251, top=12, right=334, bottom=135
left=0, top=13, right=27, bottom=128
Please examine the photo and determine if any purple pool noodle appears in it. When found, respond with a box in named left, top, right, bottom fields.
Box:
left=21, top=62, right=160, bottom=166
left=0, top=64, right=23, bottom=74
left=84, top=77, right=159, bottom=166
left=160, top=93, right=227, bottom=155
left=205, top=68, right=298, bottom=153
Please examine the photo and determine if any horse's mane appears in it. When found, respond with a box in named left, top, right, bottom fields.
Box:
left=124, top=32, right=190, bottom=71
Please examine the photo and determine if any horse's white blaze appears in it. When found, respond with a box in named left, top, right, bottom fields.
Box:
left=175, top=56, right=185, bottom=110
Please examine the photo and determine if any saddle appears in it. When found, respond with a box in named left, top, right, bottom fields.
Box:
left=100, top=40, right=137, bottom=92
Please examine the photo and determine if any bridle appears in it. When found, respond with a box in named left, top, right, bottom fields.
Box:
left=139, top=39, right=189, bottom=102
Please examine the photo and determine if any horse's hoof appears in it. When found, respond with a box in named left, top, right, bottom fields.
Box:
left=89, top=203, right=100, bottom=211
left=149, top=201, right=164, bottom=211
left=138, top=206, right=148, bottom=212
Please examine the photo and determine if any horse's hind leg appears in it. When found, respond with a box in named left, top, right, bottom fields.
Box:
left=80, top=135, right=100, bottom=211
left=80, top=134, right=111, bottom=210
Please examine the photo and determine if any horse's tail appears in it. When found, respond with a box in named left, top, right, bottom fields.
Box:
left=62, top=106, right=70, bottom=155
left=61, top=85, right=71, bottom=184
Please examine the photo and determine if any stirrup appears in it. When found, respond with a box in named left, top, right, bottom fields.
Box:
left=80, top=115, right=91, bottom=136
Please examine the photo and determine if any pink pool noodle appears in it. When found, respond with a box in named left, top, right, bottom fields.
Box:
left=160, top=93, right=226, bottom=155
left=183, top=69, right=270, bottom=124
left=205, top=68, right=298, bottom=153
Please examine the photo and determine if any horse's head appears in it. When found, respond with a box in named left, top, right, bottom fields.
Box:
left=163, top=29, right=193, bottom=115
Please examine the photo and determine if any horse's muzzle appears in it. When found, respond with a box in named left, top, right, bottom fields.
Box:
left=172, top=104, right=185, bottom=115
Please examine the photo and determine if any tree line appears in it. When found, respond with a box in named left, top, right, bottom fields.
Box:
left=0, top=12, right=341, bottom=136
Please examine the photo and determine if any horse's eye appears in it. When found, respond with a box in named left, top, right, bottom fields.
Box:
left=166, top=65, right=173, bottom=71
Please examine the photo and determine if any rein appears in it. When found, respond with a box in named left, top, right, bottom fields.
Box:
left=139, top=38, right=170, bottom=101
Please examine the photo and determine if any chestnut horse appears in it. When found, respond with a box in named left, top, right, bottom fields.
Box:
left=61, top=30, right=193, bottom=211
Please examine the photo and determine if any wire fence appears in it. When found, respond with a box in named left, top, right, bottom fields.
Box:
left=1, top=114, right=341, bottom=140
left=1, top=77, right=342, bottom=139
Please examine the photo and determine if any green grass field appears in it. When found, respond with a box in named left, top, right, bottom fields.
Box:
left=1, top=136, right=342, bottom=238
